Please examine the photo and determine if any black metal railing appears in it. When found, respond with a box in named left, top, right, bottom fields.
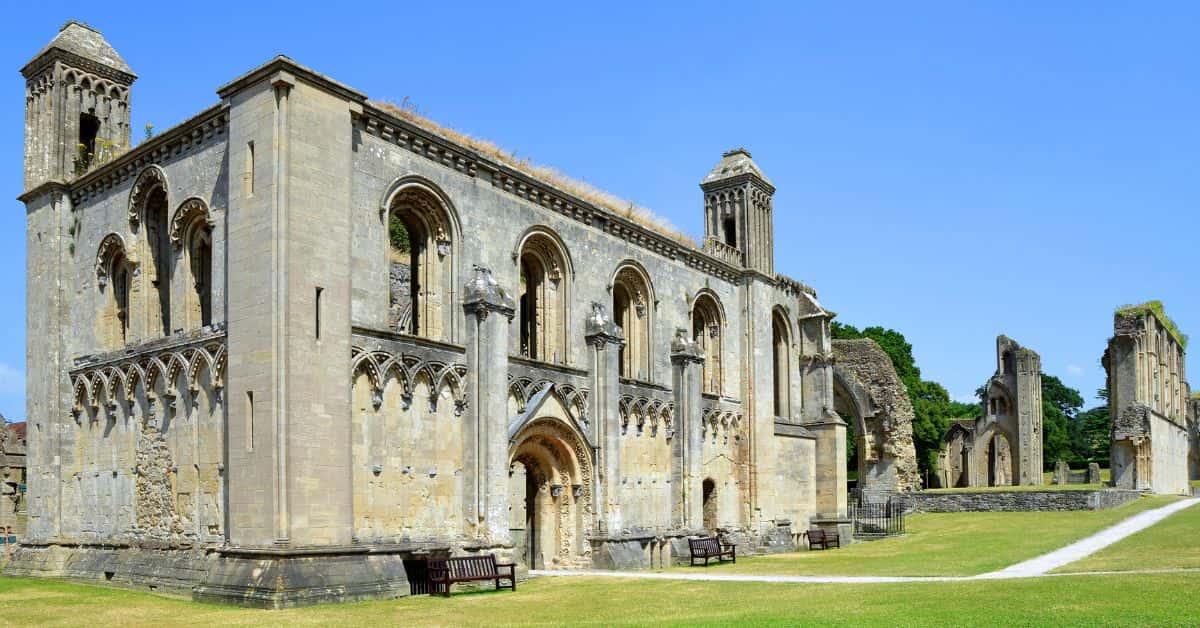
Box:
left=848, top=490, right=905, bottom=538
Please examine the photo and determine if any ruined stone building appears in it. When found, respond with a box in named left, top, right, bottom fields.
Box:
left=0, top=419, right=27, bottom=535
left=12, top=22, right=924, bottom=606
left=831, top=340, right=919, bottom=494
left=1189, top=393, right=1199, bottom=482
left=1105, top=302, right=1192, bottom=495
left=938, top=336, right=1043, bottom=487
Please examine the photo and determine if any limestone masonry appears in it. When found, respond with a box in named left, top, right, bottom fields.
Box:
left=1105, top=303, right=1192, bottom=495
left=939, top=336, right=1044, bottom=488
left=12, top=22, right=930, bottom=607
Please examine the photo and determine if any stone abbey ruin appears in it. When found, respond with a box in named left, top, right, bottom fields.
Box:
left=12, top=22, right=1199, bottom=607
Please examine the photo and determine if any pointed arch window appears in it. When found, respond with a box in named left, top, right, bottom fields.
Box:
left=171, top=198, right=215, bottom=330
left=517, top=230, right=571, bottom=364
left=612, top=264, right=653, bottom=381
left=95, top=234, right=134, bottom=350
left=384, top=182, right=457, bottom=341
left=692, top=293, right=724, bottom=395
left=772, top=309, right=791, bottom=418
left=129, top=166, right=172, bottom=337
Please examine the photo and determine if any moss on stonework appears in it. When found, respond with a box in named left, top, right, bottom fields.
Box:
left=1116, top=300, right=1188, bottom=349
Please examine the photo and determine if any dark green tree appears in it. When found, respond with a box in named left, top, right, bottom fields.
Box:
left=831, top=321, right=976, bottom=479
left=1039, top=374, right=1085, bottom=468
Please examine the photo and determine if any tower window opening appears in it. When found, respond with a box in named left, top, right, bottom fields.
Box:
left=79, top=110, right=100, bottom=157
left=722, top=216, right=736, bottom=247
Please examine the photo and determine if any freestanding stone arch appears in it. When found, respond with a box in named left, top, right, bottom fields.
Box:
left=832, top=339, right=920, bottom=493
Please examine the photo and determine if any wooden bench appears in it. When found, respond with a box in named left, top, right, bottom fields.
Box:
left=688, top=536, right=736, bottom=566
left=428, top=554, right=516, bottom=597
left=807, top=528, right=840, bottom=550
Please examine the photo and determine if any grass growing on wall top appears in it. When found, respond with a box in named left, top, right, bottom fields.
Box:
left=1115, top=300, right=1188, bottom=348
left=372, top=100, right=697, bottom=247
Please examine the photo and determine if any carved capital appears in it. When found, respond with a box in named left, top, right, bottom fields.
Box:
left=584, top=302, right=624, bottom=347
left=463, top=265, right=515, bottom=321
left=670, top=328, right=704, bottom=365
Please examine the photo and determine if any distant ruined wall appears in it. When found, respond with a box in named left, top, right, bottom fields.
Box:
left=905, top=489, right=1142, bottom=513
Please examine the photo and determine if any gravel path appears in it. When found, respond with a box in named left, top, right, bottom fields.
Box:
left=531, top=497, right=1200, bottom=584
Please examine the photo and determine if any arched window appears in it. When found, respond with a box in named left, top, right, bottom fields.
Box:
left=612, top=263, right=653, bottom=381
left=691, top=292, right=724, bottom=395
left=772, top=309, right=791, bottom=418
left=95, top=234, right=133, bottom=350
left=517, top=230, right=571, bottom=364
left=722, top=216, right=736, bottom=247
left=171, top=198, right=215, bottom=331
left=385, top=182, right=456, bottom=341
left=130, top=166, right=172, bottom=337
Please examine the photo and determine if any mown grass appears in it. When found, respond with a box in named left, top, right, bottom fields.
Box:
left=1055, top=501, right=1200, bottom=573
left=1, top=571, right=1198, bottom=626
left=664, top=496, right=1178, bottom=577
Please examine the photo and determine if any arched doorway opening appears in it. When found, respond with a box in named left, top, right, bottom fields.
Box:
left=986, top=432, right=1012, bottom=487
left=702, top=478, right=717, bottom=531
left=508, top=418, right=593, bottom=570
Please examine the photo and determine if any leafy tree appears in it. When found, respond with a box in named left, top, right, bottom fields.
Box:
left=388, top=214, right=411, bottom=254
left=831, top=321, right=975, bottom=479
left=1041, top=374, right=1085, bottom=467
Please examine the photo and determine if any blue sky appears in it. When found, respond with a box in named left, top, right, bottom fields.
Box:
left=1, top=2, right=1196, bottom=421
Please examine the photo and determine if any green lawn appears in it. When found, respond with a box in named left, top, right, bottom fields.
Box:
left=1, top=572, right=1198, bottom=626
left=664, top=496, right=1178, bottom=577
left=1055, top=501, right=1200, bottom=573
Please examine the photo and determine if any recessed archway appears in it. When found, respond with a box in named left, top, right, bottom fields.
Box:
left=508, top=418, right=592, bottom=570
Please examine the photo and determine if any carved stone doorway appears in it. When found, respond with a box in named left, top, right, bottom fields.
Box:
left=509, top=418, right=593, bottom=570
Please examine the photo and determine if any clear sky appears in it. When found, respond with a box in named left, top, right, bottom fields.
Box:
left=1, top=2, right=1196, bottom=422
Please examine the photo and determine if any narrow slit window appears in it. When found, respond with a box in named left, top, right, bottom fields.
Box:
left=245, top=141, right=255, bottom=196
left=245, top=391, right=255, bottom=452
left=315, top=287, right=323, bottom=340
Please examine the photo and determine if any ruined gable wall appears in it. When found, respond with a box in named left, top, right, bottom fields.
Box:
left=832, top=338, right=920, bottom=492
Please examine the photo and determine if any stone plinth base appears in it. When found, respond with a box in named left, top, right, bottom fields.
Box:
left=5, top=542, right=212, bottom=592
left=809, top=517, right=853, bottom=545
left=589, top=522, right=802, bottom=569
left=192, top=546, right=409, bottom=609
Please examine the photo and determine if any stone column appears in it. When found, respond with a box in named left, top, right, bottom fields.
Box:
left=463, top=266, right=515, bottom=544
left=585, top=302, right=624, bottom=535
left=670, top=329, right=704, bottom=530
left=799, top=322, right=847, bottom=521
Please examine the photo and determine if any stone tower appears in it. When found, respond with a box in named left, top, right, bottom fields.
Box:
left=19, top=22, right=136, bottom=542
left=21, top=21, right=135, bottom=190
left=700, top=148, right=775, bottom=275
left=979, top=336, right=1043, bottom=486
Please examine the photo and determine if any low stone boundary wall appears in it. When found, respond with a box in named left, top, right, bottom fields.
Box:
left=904, top=489, right=1143, bottom=513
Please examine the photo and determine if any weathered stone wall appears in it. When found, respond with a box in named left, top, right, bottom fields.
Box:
left=20, top=25, right=842, bottom=602
left=1107, top=304, right=1192, bottom=495
left=905, top=489, right=1143, bottom=513
left=832, top=339, right=919, bottom=493
left=1148, top=412, right=1190, bottom=495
